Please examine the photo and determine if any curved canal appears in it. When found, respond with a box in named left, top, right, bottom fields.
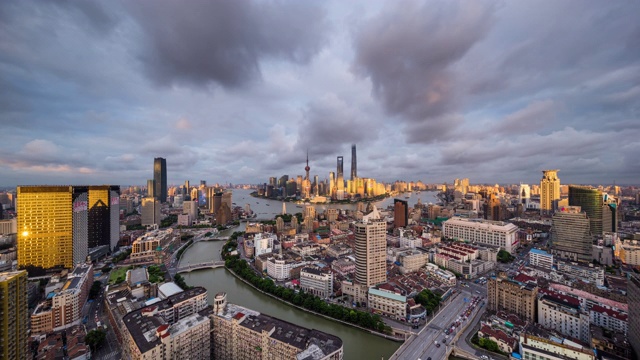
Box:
left=179, top=230, right=402, bottom=359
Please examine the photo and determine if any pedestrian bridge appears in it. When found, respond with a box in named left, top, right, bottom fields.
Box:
left=176, top=261, right=226, bottom=273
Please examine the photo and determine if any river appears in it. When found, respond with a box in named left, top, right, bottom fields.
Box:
left=179, top=225, right=402, bottom=359
left=231, top=188, right=440, bottom=220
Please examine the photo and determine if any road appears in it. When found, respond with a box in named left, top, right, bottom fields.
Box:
left=391, top=288, right=476, bottom=360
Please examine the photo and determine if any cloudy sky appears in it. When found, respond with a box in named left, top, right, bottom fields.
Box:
left=1, top=1, right=639, bottom=187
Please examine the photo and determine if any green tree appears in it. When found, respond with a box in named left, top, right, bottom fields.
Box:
left=85, top=329, right=106, bottom=351
left=89, top=281, right=102, bottom=299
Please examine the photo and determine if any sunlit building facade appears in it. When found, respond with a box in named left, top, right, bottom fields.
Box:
left=0, top=270, right=29, bottom=360
left=354, top=219, right=387, bottom=287
left=569, top=186, right=603, bottom=236
left=17, top=186, right=75, bottom=269
left=540, top=169, right=560, bottom=215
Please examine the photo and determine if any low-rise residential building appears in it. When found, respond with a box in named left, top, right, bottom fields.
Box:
left=556, top=261, right=605, bottom=286
left=325, top=243, right=352, bottom=258
left=368, top=284, right=407, bottom=321
left=397, top=249, right=428, bottom=274
left=529, top=248, right=553, bottom=270
left=478, top=246, right=498, bottom=263
left=478, top=324, right=518, bottom=354
left=331, top=258, right=355, bottom=276
left=212, top=292, right=343, bottom=360
left=300, top=267, right=333, bottom=299
left=520, top=324, right=594, bottom=360
left=424, top=263, right=456, bottom=286
left=590, top=325, right=632, bottom=360
left=448, top=259, right=494, bottom=279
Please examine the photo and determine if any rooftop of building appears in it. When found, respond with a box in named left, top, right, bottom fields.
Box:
left=549, top=283, right=627, bottom=312
left=444, top=217, right=518, bottom=230
left=122, top=287, right=208, bottom=354
left=540, top=294, right=580, bottom=311
left=538, top=288, right=581, bottom=307
left=529, top=248, right=551, bottom=255
left=523, top=323, right=591, bottom=351
left=128, top=268, right=148, bottom=285
left=590, top=304, right=628, bottom=321
left=589, top=325, right=630, bottom=348
left=480, top=324, right=517, bottom=349
left=0, top=270, right=25, bottom=282
left=157, top=282, right=183, bottom=298
left=301, top=266, right=329, bottom=276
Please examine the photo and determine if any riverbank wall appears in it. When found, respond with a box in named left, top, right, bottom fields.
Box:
left=224, top=266, right=405, bottom=343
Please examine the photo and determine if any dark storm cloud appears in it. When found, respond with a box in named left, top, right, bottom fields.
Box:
left=127, top=0, right=328, bottom=88
left=352, top=1, right=495, bottom=139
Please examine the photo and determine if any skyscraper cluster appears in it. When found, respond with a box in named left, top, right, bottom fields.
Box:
left=259, top=144, right=387, bottom=200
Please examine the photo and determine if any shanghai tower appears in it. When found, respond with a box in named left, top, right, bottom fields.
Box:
left=350, top=144, right=357, bottom=180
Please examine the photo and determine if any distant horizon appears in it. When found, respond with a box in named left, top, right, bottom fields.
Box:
left=2, top=180, right=637, bottom=191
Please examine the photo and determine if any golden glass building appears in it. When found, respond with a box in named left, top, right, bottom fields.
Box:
left=0, top=270, right=29, bottom=360
left=17, top=186, right=74, bottom=269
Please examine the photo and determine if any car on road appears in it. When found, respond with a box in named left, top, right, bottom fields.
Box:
left=436, top=343, right=441, bottom=348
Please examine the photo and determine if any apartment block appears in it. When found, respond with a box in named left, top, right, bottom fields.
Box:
left=300, top=267, right=333, bottom=299
left=487, top=273, right=537, bottom=321
left=211, top=292, right=343, bottom=360
left=122, top=287, right=210, bottom=360
left=31, top=263, right=94, bottom=334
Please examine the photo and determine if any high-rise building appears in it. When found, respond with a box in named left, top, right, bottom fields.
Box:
left=354, top=218, right=386, bottom=287
left=350, top=144, right=357, bottom=181
left=568, top=186, right=603, bottom=236
left=0, top=270, right=29, bottom=360
left=147, top=179, right=155, bottom=198
left=628, top=273, right=640, bottom=358
left=393, top=199, right=408, bottom=228
left=86, top=185, right=120, bottom=249
left=550, top=206, right=592, bottom=263
left=153, top=157, right=167, bottom=203
left=336, top=156, right=344, bottom=191
left=518, top=183, right=530, bottom=208
left=487, top=272, right=537, bottom=322
left=540, top=169, right=560, bottom=215
left=17, top=185, right=120, bottom=270
left=141, top=197, right=161, bottom=228
left=17, top=186, right=74, bottom=269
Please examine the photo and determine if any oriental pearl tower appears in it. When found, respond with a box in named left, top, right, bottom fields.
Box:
left=302, top=150, right=311, bottom=199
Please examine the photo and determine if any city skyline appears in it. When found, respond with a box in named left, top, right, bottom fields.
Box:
left=1, top=1, right=639, bottom=186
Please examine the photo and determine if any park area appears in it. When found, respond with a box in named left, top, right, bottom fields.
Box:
left=108, top=266, right=130, bottom=285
